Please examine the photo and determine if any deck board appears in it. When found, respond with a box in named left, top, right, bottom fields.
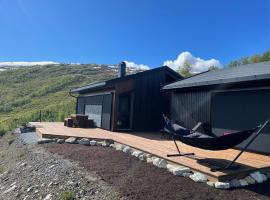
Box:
left=30, top=122, right=270, bottom=181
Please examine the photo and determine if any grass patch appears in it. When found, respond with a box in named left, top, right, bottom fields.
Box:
left=4, top=132, right=16, bottom=145
left=0, top=64, right=118, bottom=133
left=0, top=153, right=6, bottom=159
left=106, top=192, right=119, bottom=200
left=61, top=191, right=75, bottom=200
left=6, top=136, right=15, bottom=145
left=16, top=153, right=25, bottom=160
left=0, top=165, right=5, bottom=174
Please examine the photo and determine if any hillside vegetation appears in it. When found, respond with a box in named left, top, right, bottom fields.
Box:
left=228, top=50, right=270, bottom=67
left=0, top=64, right=121, bottom=135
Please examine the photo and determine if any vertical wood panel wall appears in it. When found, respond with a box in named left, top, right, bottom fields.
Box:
left=171, top=90, right=211, bottom=130
left=133, top=70, right=166, bottom=131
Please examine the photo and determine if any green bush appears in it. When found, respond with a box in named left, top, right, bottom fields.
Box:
left=61, top=191, right=75, bottom=200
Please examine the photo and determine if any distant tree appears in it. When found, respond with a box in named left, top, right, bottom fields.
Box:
left=208, top=66, right=219, bottom=71
left=228, top=50, right=270, bottom=67
left=178, top=61, right=192, bottom=77
left=261, top=51, right=270, bottom=62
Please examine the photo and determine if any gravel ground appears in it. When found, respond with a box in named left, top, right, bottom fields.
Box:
left=1, top=132, right=270, bottom=200
left=0, top=133, right=122, bottom=200
left=44, top=143, right=270, bottom=200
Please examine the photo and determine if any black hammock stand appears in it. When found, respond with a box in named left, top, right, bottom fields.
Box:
left=163, top=116, right=269, bottom=171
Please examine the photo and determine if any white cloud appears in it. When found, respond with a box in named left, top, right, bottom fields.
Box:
left=124, top=61, right=150, bottom=70
left=163, top=51, right=222, bottom=73
left=0, top=61, right=59, bottom=67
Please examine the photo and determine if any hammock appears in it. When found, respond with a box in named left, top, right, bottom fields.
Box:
left=173, top=128, right=257, bottom=151
left=163, top=115, right=269, bottom=171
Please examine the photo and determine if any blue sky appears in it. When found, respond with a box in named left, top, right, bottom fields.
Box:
left=0, top=0, right=269, bottom=69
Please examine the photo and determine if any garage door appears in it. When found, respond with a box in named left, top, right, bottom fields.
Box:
left=85, top=104, right=102, bottom=127
left=211, top=89, right=270, bottom=154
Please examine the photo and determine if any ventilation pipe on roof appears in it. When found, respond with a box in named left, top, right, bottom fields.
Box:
left=118, top=61, right=126, bottom=78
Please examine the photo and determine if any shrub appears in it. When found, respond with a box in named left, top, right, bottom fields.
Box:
left=0, top=129, right=6, bottom=137
left=61, top=191, right=75, bottom=200
left=7, top=137, right=15, bottom=145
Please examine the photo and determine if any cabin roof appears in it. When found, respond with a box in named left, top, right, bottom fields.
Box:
left=163, top=61, right=270, bottom=90
left=71, top=66, right=182, bottom=93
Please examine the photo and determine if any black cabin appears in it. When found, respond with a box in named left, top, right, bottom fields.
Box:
left=163, top=61, right=270, bottom=154
left=71, top=62, right=182, bottom=132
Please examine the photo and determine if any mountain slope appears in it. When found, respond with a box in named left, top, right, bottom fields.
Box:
left=0, top=63, right=139, bottom=134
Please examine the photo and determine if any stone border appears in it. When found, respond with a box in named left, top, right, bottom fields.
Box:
left=38, top=137, right=270, bottom=190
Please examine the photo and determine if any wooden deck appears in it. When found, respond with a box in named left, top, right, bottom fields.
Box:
left=31, top=122, right=270, bottom=182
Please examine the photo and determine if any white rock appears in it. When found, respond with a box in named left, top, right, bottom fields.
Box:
left=65, top=137, right=77, bottom=144
left=23, top=195, right=29, bottom=200
left=67, top=180, right=75, bottom=185
left=152, top=158, right=167, bottom=168
left=90, top=140, right=97, bottom=146
left=3, top=184, right=17, bottom=194
left=239, top=179, right=248, bottom=186
left=122, top=146, right=132, bottom=153
left=182, top=172, right=192, bottom=178
left=48, top=165, right=55, bottom=169
left=214, top=182, right=230, bottom=189
left=145, top=153, right=152, bottom=158
left=43, top=194, right=52, bottom=200
left=10, top=182, right=17, bottom=187
left=47, top=182, right=53, bottom=187
left=20, top=162, right=27, bottom=167
left=27, top=186, right=33, bottom=192
left=56, top=139, right=65, bottom=144
left=38, top=138, right=54, bottom=144
left=146, top=157, right=153, bottom=163
left=115, top=144, right=125, bottom=151
left=138, top=154, right=146, bottom=161
left=167, top=164, right=191, bottom=175
left=152, top=158, right=161, bottom=166
left=158, top=159, right=168, bottom=168
left=206, top=181, right=215, bottom=187
left=101, top=141, right=110, bottom=147
left=250, top=171, right=267, bottom=183
left=166, top=164, right=175, bottom=171
left=109, top=144, right=114, bottom=148
left=132, top=151, right=144, bottom=158
left=244, top=176, right=256, bottom=185
left=189, top=172, right=208, bottom=183
left=14, top=128, right=21, bottom=134
left=96, top=141, right=103, bottom=146
left=78, top=138, right=90, bottom=145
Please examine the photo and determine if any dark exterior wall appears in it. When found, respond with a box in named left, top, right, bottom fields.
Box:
left=169, top=82, right=270, bottom=154
left=211, top=88, right=270, bottom=154
left=170, top=89, right=211, bottom=131
left=132, top=69, right=167, bottom=131
left=75, top=67, right=181, bottom=132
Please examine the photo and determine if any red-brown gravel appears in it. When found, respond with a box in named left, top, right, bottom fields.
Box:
left=43, top=143, right=270, bottom=200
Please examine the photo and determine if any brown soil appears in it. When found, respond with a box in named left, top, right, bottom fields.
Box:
left=43, top=143, right=270, bottom=200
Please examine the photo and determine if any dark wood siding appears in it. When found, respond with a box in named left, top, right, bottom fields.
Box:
left=171, top=90, right=211, bottom=130
left=211, top=89, right=270, bottom=154
left=75, top=67, right=181, bottom=132
left=132, top=70, right=166, bottom=131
